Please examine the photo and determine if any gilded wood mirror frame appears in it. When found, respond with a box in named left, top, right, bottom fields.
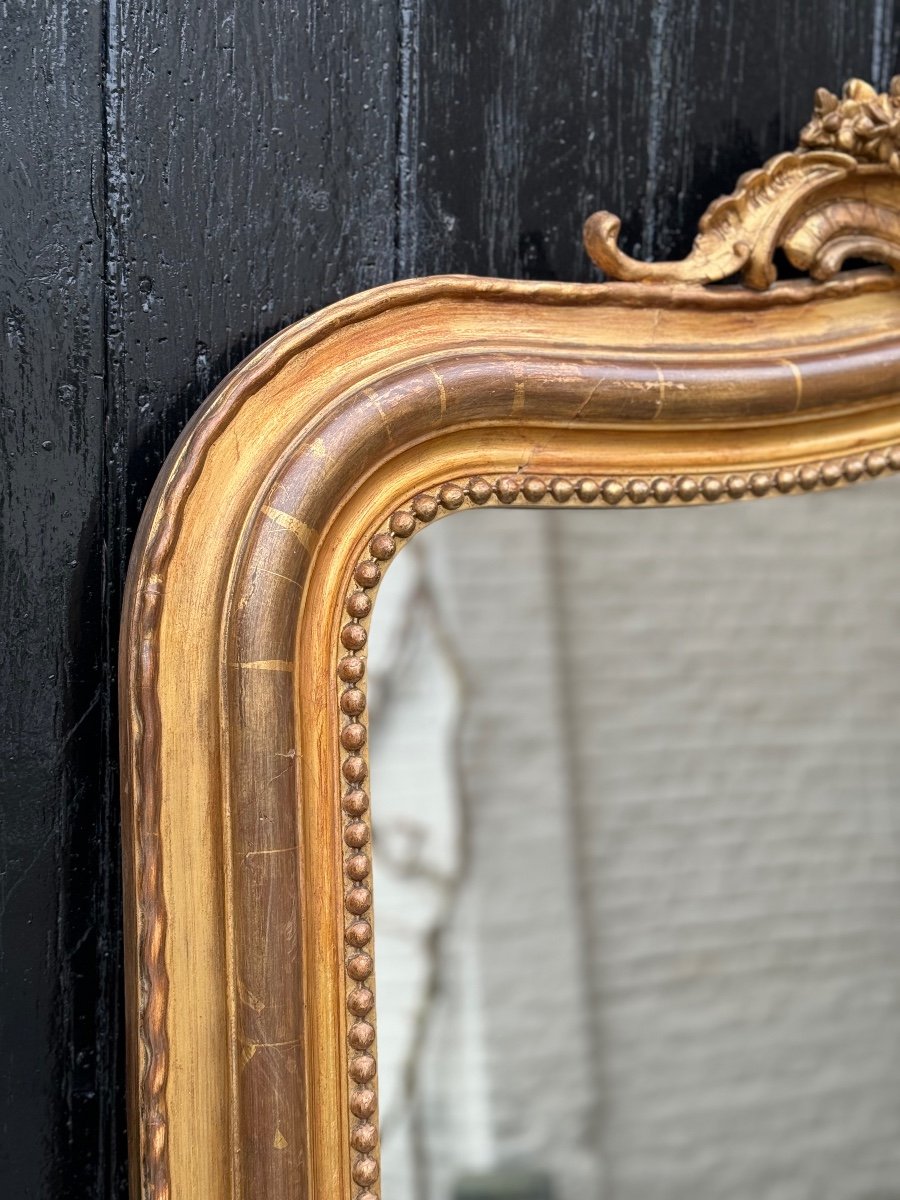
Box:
left=121, top=78, right=900, bottom=1199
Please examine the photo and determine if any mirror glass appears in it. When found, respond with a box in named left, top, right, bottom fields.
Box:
left=368, top=479, right=900, bottom=1200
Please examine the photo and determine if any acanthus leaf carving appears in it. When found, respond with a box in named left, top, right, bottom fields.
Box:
left=584, top=77, right=900, bottom=289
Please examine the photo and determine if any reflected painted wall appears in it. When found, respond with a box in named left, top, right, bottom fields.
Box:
left=369, top=479, right=900, bottom=1200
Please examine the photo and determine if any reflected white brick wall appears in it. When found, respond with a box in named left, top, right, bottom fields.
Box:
left=369, top=480, right=900, bottom=1200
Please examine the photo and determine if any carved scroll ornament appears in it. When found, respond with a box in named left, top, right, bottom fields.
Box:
left=584, top=77, right=900, bottom=288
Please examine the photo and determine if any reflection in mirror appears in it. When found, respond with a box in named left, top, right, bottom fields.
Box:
left=368, top=480, right=900, bottom=1200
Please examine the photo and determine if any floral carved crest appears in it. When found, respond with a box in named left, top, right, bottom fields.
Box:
left=585, top=77, right=900, bottom=289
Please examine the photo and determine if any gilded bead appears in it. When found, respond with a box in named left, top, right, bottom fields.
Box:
left=369, top=533, right=395, bottom=561
left=701, top=476, right=723, bottom=501
left=749, top=472, right=771, bottom=497
left=345, top=886, right=371, bottom=915
left=341, top=624, right=367, bottom=652
left=888, top=447, right=900, bottom=471
left=344, top=821, right=370, bottom=849
left=675, top=476, right=698, bottom=502
left=350, top=1054, right=377, bottom=1084
left=350, top=1120, right=378, bottom=1151
left=601, top=479, right=625, bottom=505
left=341, top=723, right=367, bottom=752
left=820, top=461, right=842, bottom=486
left=352, top=1156, right=379, bottom=1186
left=866, top=450, right=887, bottom=475
left=346, top=592, right=371, bottom=620
left=774, top=468, right=796, bottom=493
left=347, top=986, right=374, bottom=1016
left=627, top=478, right=650, bottom=504
left=521, top=476, right=546, bottom=502
left=348, top=1024, right=376, bottom=1053
left=726, top=474, right=747, bottom=498
left=338, top=656, right=366, bottom=684
left=345, top=920, right=372, bottom=948
left=346, top=853, right=370, bottom=880
left=651, top=478, right=673, bottom=503
left=349, top=1088, right=377, bottom=1118
left=467, top=477, right=493, bottom=505
left=342, top=790, right=370, bottom=817
left=341, top=688, right=366, bottom=717
left=576, top=478, right=599, bottom=503
left=389, top=510, right=416, bottom=538
left=843, top=458, right=864, bottom=481
left=343, top=756, right=367, bottom=784
left=438, top=483, right=465, bottom=509
left=347, top=952, right=373, bottom=981
left=495, top=476, right=520, bottom=504
left=412, top=493, right=439, bottom=522
left=798, top=465, right=819, bottom=490
left=354, top=561, right=381, bottom=589
left=550, top=477, right=574, bottom=502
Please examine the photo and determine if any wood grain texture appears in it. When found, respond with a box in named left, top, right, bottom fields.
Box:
left=0, top=2, right=125, bottom=1195
left=108, top=0, right=398, bottom=502
left=122, top=265, right=900, bottom=1199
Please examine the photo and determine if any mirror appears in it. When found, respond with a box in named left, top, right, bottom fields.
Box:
left=370, top=480, right=900, bottom=1200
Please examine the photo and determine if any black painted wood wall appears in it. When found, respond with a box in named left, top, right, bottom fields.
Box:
left=1, top=1, right=898, bottom=1194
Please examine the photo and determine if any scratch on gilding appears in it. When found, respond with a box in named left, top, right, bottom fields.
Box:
left=308, top=436, right=333, bottom=461
left=260, top=566, right=303, bottom=590
left=780, top=358, right=803, bottom=411
left=240, top=1037, right=303, bottom=1066
left=427, top=364, right=449, bottom=417
left=236, top=659, right=294, bottom=673
left=244, top=844, right=299, bottom=859
left=574, top=377, right=607, bottom=420
left=364, top=387, right=396, bottom=442
left=297, top=436, right=338, bottom=477
left=655, top=365, right=667, bottom=416
left=262, top=505, right=317, bottom=550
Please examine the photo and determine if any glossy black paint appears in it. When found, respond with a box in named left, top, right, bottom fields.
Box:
left=0, top=2, right=897, bottom=1194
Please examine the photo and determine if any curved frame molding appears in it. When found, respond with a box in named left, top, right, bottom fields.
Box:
left=122, top=79, right=900, bottom=1200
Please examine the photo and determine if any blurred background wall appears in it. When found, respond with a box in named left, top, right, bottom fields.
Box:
left=2, top=0, right=900, bottom=1194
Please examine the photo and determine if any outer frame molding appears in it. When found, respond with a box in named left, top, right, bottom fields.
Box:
left=121, top=77, right=900, bottom=1200
left=121, top=269, right=900, bottom=1200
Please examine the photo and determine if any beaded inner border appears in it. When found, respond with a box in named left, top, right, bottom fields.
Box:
left=333, top=446, right=900, bottom=1199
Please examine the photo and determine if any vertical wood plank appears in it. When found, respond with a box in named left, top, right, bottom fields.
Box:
left=0, top=1, right=123, bottom=1195
left=107, top=0, right=399, bottom=549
